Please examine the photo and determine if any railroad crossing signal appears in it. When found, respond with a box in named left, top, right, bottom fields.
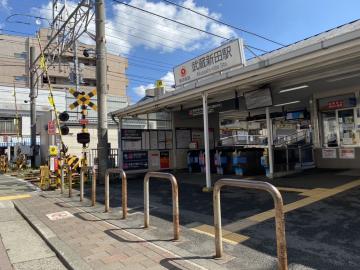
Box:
left=68, top=88, right=97, bottom=111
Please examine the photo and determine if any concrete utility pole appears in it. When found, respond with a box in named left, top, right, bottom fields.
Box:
left=95, top=0, right=109, bottom=181
left=73, top=40, right=80, bottom=93
left=29, top=46, right=36, bottom=168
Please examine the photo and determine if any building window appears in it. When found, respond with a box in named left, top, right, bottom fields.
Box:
left=14, top=52, right=27, bottom=59
left=15, top=76, right=27, bottom=82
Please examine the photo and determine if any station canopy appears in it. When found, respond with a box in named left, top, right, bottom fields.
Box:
left=111, top=20, right=360, bottom=119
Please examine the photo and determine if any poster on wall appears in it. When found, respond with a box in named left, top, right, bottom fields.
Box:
left=165, top=131, right=173, bottom=149
left=121, top=129, right=143, bottom=151
left=149, top=152, right=160, bottom=168
left=142, top=131, right=150, bottom=150
left=122, top=151, right=148, bottom=170
left=176, top=128, right=191, bottom=148
left=322, top=148, right=337, bottom=159
left=160, top=151, right=170, bottom=169
left=150, top=131, right=158, bottom=149
left=339, top=148, right=355, bottom=159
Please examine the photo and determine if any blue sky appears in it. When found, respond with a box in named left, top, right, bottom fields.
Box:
left=1, top=0, right=360, bottom=103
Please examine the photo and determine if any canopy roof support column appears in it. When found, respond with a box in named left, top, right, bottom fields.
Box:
left=202, top=92, right=212, bottom=191
left=266, top=107, right=274, bottom=179
left=171, top=112, right=177, bottom=171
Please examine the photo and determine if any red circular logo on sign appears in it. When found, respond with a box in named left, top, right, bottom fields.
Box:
left=180, top=67, right=186, bottom=77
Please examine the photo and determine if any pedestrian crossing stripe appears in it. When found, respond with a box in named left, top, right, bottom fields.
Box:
left=68, top=88, right=97, bottom=111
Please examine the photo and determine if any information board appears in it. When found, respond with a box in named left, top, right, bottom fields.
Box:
left=244, top=88, right=273, bottom=110
left=122, top=151, right=148, bottom=170
left=150, top=131, right=158, bottom=149
left=176, top=128, right=191, bottom=149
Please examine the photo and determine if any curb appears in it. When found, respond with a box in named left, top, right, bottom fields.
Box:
left=13, top=200, right=90, bottom=270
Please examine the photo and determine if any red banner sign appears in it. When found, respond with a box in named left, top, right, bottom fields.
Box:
left=48, top=120, right=56, bottom=135
left=328, top=100, right=344, bottom=110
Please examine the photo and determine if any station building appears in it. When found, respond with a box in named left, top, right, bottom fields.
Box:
left=111, top=20, right=360, bottom=188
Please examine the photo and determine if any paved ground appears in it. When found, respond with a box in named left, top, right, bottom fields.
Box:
left=83, top=168, right=360, bottom=270
left=1, top=168, right=360, bottom=269
left=0, top=174, right=66, bottom=270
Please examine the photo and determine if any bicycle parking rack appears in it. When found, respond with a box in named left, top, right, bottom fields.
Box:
left=68, top=168, right=73, bottom=198
left=144, top=172, right=180, bottom=240
left=213, top=179, right=288, bottom=270
left=105, top=168, right=128, bottom=219
left=60, top=163, right=69, bottom=194
left=91, top=167, right=97, bottom=206
left=80, top=166, right=90, bottom=202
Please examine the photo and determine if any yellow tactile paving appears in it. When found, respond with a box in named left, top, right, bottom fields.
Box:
left=277, top=187, right=310, bottom=193
left=191, top=179, right=360, bottom=243
left=244, top=179, right=360, bottom=226
left=0, top=194, right=31, bottom=201
left=191, top=224, right=249, bottom=245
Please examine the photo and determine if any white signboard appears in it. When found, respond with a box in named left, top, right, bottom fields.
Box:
left=322, top=148, right=337, bottom=159
left=174, top=39, right=246, bottom=86
left=46, top=211, right=74, bottom=221
left=339, top=148, right=355, bottom=159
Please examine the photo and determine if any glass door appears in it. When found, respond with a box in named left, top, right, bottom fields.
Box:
left=322, top=111, right=338, bottom=147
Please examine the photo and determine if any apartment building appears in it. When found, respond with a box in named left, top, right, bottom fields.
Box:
left=0, top=28, right=129, bottom=161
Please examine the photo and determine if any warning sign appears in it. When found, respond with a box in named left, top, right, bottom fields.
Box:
left=48, top=120, right=56, bottom=135
left=46, top=211, right=74, bottom=221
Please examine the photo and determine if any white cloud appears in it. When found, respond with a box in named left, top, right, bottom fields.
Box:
left=133, top=83, right=153, bottom=97
left=132, top=71, right=175, bottom=97
left=33, top=0, right=236, bottom=55
left=161, top=71, right=175, bottom=86
left=0, top=0, right=11, bottom=11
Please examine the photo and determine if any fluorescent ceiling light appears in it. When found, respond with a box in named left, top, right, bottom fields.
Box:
left=326, top=73, right=360, bottom=83
left=274, top=101, right=300, bottom=107
left=279, top=85, right=309, bottom=93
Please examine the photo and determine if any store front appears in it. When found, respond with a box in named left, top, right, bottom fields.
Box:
left=314, top=92, right=360, bottom=168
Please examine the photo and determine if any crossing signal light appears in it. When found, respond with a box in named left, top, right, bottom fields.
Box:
left=59, top=111, right=69, bottom=122
left=59, top=111, right=70, bottom=135
left=77, top=132, right=90, bottom=145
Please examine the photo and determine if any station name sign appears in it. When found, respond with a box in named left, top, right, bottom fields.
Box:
left=173, top=39, right=246, bottom=86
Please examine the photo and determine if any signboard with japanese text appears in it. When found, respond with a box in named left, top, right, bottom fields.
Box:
left=123, top=151, right=148, bottom=170
left=322, top=148, right=337, bottom=159
left=48, top=120, right=56, bottom=135
left=160, top=151, right=170, bottom=169
left=328, top=100, right=344, bottom=110
left=339, top=148, right=355, bottom=159
left=244, top=88, right=273, bottom=110
left=174, top=39, right=246, bottom=86
left=318, top=94, right=356, bottom=111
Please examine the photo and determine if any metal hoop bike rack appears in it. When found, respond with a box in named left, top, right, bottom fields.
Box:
left=60, top=163, right=69, bottom=194
left=213, top=179, right=288, bottom=270
left=91, top=167, right=97, bottom=206
left=105, top=168, right=128, bottom=219
left=60, top=163, right=73, bottom=197
left=144, top=172, right=180, bottom=240
left=80, top=166, right=91, bottom=202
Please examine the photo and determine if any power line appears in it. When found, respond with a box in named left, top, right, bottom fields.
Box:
left=111, top=0, right=267, bottom=56
left=159, top=0, right=286, bottom=47
left=112, top=0, right=230, bottom=41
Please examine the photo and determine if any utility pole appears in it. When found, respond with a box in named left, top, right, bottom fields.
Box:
left=29, top=46, right=37, bottom=168
left=73, top=40, right=80, bottom=93
left=95, top=0, right=109, bottom=182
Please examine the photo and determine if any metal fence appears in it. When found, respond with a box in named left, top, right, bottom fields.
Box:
left=88, top=148, right=119, bottom=168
